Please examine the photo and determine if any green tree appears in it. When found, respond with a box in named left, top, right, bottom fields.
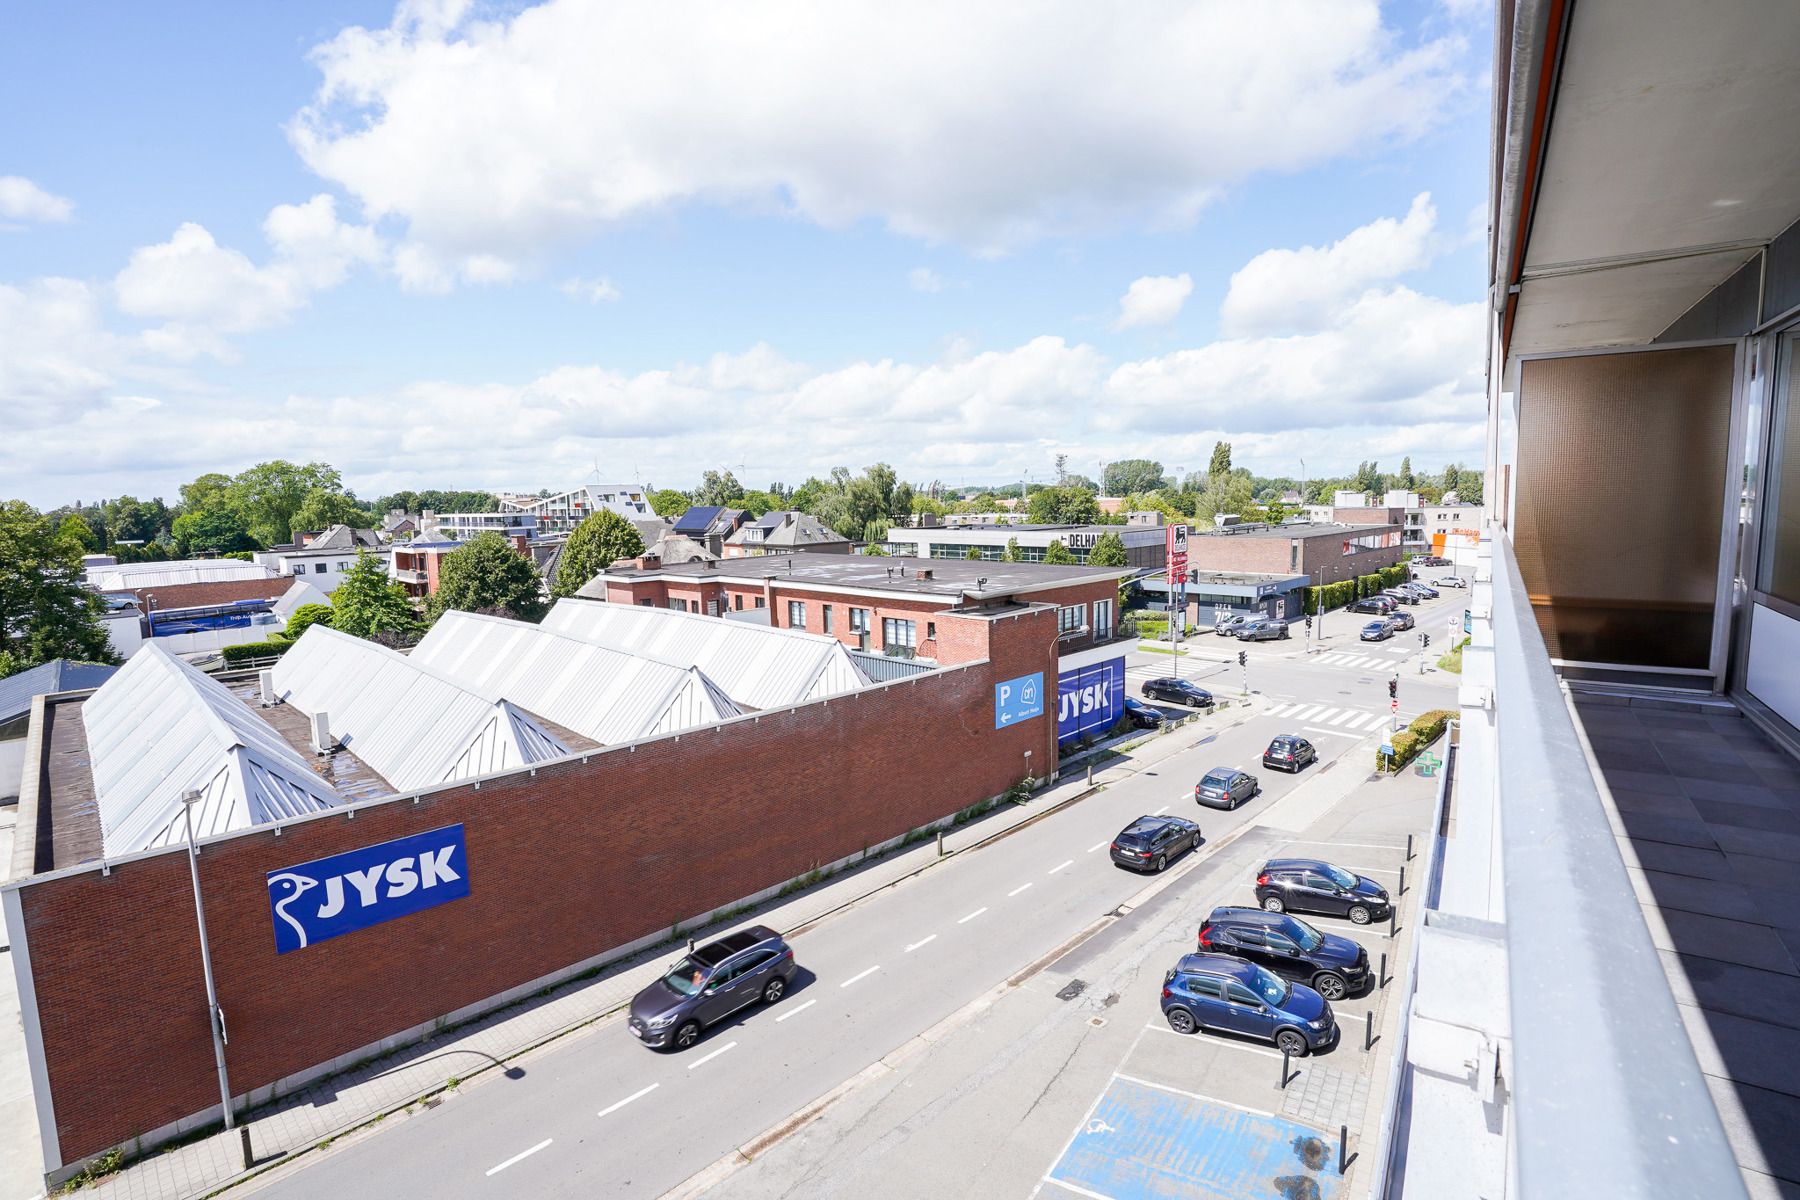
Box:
left=737, top=490, right=780, bottom=518
left=429, top=533, right=547, bottom=621
left=694, top=470, right=745, bottom=507
left=964, top=545, right=983, bottom=560
left=648, top=488, right=690, bottom=517
left=0, top=501, right=115, bottom=675
left=1208, top=441, right=1232, bottom=478
left=1455, top=470, right=1484, bottom=506
left=230, top=461, right=344, bottom=546
left=1027, top=486, right=1101, bottom=525
left=172, top=506, right=259, bottom=555
left=180, top=472, right=235, bottom=511
left=284, top=603, right=335, bottom=640
left=861, top=544, right=890, bottom=556
left=292, top=488, right=373, bottom=534
left=1102, top=459, right=1166, bottom=495
left=57, top=514, right=100, bottom=554
left=1043, top=539, right=1076, bottom=565
left=1398, top=456, right=1416, bottom=490
left=1441, top=463, right=1462, bottom=495
left=1087, top=531, right=1128, bottom=567
left=555, top=510, right=645, bottom=598
left=330, top=553, right=422, bottom=640
left=1002, top=536, right=1022, bottom=563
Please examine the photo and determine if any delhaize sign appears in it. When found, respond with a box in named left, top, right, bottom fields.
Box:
left=1166, top=524, right=1189, bottom=609
left=266, top=825, right=470, bottom=954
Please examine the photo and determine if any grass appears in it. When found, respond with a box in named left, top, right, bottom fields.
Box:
left=58, top=1149, right=125, bottom=1193
left=1436, top=635, right=1471, bottom=674
left=1137, top=643, right=1189, bottom=656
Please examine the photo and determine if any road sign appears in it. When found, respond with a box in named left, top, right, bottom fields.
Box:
left=1165, top=524, right=1188, bottom=586
left=994, top=672, right=1045, bottom=728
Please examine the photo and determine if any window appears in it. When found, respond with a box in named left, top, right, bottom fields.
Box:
left=849, top=608, right=871, bottom=633
left=638, top=598, right=654, bottom=607
left=1761, top=333, right=1800, bottom=604
left=823, top=604, right=833, bottom=634
left=668, top=599, right=685, bottom=611
left=926, top=621, right=936, bottom=640
left=1225, top=984, right=1262, bottom=1007
left=290, top=564, right=304, bottom=575
left=1058, top=604, right=1086, bottom=634
left=883, top=618, right=916, bottom=647
left=1094, top=598, right=1113, bottom=639
left=754, top=596, right=765, bottom=609
left=734, top=595, right=744, bottom=611
left=689, top=600, right=699, bottom=613
left=337, top=561, right=352, bottom=572
left=1262, top=931, right=1297, bottom=954
left=1186, top=976, right=1224, bottom=1000
left=313, top=562, right=326, bottom=573
left=787, top=600, right=806, bottom=628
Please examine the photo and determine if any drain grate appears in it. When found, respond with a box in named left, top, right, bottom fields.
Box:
left=1056, top=978, right=1088, bottom=1001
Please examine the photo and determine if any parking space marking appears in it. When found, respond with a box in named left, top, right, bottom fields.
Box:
left=485, top=1138, right=553, bottom=1176
left=1113, top=1072, right=1276, bottom=1119
left=1141, top=1022, right=1287, bottom=1060
left=687, top=1040, right=738, bottom=1069
left=1154, top=804, right=1170, bottom=814
left=904, top=934, right=937, bottom=952
left=1009, top=883, right=1033, bottom=897
left=1087, top=841, right=1109, bottom=853
left=597, top=1083, right=658, bottom=1118
left=958, top=907, right=989, bottom=924
left=1281, top=839, right=1409, bottom=852
left=1048, top=859, right=1074, bottom=875
left=1040, top=1177, right=1115, bottom=1200
left=775, top=998, right=817, bottom=1023
left=840, top=965, right=881, bottom=988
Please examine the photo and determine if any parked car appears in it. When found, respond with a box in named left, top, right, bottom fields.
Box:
left=1198, top=906, right=1371, bottom=1000
left=1122, top=696, right=1165, bottom=728
left=1214, top=614, right=1252, bottom=636
left=1380, top=588, right=1418, bottom=606
left=1412, top=555, right=1448, bottom=566
left=1234, top=618, right=1289, bottom=642
left=1359, top=620, right=1395, bottom=642
left=1160, top=953, right=1336, bottom=1056
left=1196, top=767, right=1260, bottom=810
left=1406, top=582, right=1440, bottom=599
left=1349, top=597, right=1395, bottom=616
left=627, top=926, right=798, bottom=1050
left=1254, top=858, right=1393, bottom=926
left=1110, top=814, right=1202, bottom=872
left=1383, top=611, right=1415, bottom=632
left=1142, top=677, right=1214, bottom=708
left=1391, top=583, right=1428, bottom=599
left=1435, top=576, right=1467, bottom=588
left=1262, top=735, right=1317, bottom=772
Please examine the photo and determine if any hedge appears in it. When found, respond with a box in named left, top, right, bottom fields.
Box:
left=221, top=637, right=293, bottom=664
left=1377, top=707, right=1458, bottom=773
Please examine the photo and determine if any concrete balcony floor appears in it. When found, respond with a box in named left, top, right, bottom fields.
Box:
left=1575, top=694, right=1800, bottom=1199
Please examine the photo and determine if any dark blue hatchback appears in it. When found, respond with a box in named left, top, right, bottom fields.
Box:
left=1160, top=953, right=1336, bottom=1055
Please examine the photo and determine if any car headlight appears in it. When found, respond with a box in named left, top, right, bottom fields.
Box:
left=647, top=1013, right=679, bottom=1028
left=1310, top=1016, right=1331, bottom=1029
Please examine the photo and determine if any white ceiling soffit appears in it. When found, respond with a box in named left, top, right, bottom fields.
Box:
left=1508, top=249, right=1753, bottom=369
left=1515, top=0, right=1800, bottom=356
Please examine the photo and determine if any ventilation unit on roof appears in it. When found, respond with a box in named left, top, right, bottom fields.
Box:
left=310, top=711, right=337, bottom=756
left=258, top=669, right=276, bottom=707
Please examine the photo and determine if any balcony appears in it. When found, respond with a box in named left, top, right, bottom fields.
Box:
left=391, top=568, right=427, bottom=584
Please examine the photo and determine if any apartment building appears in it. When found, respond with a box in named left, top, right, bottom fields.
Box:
left=499, top=484, right=651, bottom=535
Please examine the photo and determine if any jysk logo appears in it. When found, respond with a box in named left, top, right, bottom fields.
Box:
left=994, top=672, right=1045, bottom=728
left=1057, top=658, right=1124, bottom=745
left=267, top=825, right=470, bottom=955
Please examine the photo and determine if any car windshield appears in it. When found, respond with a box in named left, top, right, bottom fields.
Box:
left=661, top=956, right=709, bottom=996
left=1324, top=865, right=1357, bottom=889
left=1285, top=917, right=1324, bottom=951
left=1250, top=965, right=1288, bottom=1005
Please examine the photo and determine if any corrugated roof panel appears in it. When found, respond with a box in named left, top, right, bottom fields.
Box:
left=271, top=627, right=569, bottom=790
left=89, top=561, right=279, bottom=591
left=82, top=644, right=341, bottom=856
left=412, top=611, right=741, bottom=744
left=541, top=599, right=871, bottom=709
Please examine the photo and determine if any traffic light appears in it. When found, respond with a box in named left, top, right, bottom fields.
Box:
left=1238, top=650, right=1247, bottom=667
left=1422, top=633, right=1431, bottom=649
left=1304, top=615, right=1313, bottom=632
left=1387, top=678, right=1398, bottom=700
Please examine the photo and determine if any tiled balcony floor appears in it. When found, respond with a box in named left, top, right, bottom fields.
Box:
left=1576, top=696, right=1800, bottom=1200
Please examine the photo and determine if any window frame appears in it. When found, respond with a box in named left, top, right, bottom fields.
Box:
left=787, top=600, right=806, bottom=628
left=882, top=617, right=916, bottom=648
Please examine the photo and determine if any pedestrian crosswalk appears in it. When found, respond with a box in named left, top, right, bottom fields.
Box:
left=1312, top=649, right=1411, bottom=671
left=1261, top=702, right=1390, bottom=731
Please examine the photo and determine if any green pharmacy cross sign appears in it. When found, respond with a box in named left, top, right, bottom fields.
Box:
left=1418, top=751, right=1443, bottom=777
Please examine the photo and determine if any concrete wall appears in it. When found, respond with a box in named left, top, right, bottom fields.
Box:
left=7, top=609, right=1060, bottom=1167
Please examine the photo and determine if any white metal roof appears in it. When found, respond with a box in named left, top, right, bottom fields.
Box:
left=88, top=560, right=279, bottom=591
left=541, top=598, right=870, bottom=710
left=412, top=611, right=741, bottom=744
left=270, top=578, right=332, bottom=623
left=82, top=643, right=342, bottom=856
left=271, top=627, right=571, bottom=791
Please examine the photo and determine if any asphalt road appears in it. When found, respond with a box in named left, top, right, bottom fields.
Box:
left=247, top=595, right=1463, bottom=1200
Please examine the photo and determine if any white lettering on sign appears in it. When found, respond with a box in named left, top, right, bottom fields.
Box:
left=1058, top=681, right=1111, bottom=721
left=310, top=847, right=463, bottom=921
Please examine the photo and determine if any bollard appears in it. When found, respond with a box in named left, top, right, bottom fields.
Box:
left=1281, top=1047, right=1291, bottom=1089
left=1364, top=1010, right=1373, bottom=1052
left=1389, top=906, right=1397, bottom=939
left=1379, top=952, right=1388, bottom=988
left=687, top=936, right=695, bottom=953
left=1339, top=1125, right=1350, bottom=1174
left=1399, top=865, right=1407, bottom=897
left=240, top=1124, right=254, bottom=1170
left=1406, top=833, right=1414, bottom=861
left=937, top=831, right=945, bottom=858
left=1087, top=760, right=1094, bottom=786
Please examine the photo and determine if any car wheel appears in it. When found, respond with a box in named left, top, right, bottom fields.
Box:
left=1154, top=854, right=1167, bottom=872
left=1348, top=905, right=1372, bottom=925
left=1261, top=895, right=1285, bottom=913
left=1166, top=1007, right=1197, bottom=1035
left=762, top=977, right=786, bottom=1004
left=1313, top=973, right=1347, bottom=1001
left=1275, top=1029, right=1310, bottom=1058
left=674, top=1021, right=701, bottom=1050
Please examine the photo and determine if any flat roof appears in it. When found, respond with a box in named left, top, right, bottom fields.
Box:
left=1192, top=521, right=1399, bottom=541
left=596, top=554, right=1128, bottom=599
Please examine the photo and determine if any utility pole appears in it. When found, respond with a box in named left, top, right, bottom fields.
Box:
left=182, top=790, right=238, bottom=1142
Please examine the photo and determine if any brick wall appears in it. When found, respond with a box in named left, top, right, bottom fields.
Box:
left=1188, top=529, right=1401, bottom=585
left=17, top=609, right=1060, bottom=1165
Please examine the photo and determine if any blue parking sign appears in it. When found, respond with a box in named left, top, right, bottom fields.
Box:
left=994, top=672, right=1045, bottom=728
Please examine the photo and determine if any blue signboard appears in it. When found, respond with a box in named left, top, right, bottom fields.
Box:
left=267, top=824, right=470, bottom=954
left=1058, top=657, right=1126, bottom=745
left=994, top=672, right=1045, bottom=729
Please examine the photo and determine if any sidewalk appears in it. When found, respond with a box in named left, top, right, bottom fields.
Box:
left=23, top=700, right=1264, bottom=1200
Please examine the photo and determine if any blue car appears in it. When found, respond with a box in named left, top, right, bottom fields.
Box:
left=1359, top=620, right=1394, bottom=642
left=1160, top=953, right=1336, bottom=1056
left=1122, top=696, right=1165, bottom=728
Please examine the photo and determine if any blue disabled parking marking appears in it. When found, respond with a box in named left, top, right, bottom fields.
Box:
left=1046, top=1075, right=1341, bottom=1200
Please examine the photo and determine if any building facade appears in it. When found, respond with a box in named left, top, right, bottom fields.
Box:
left=253, top=526, right=391, bottom=595
left=499, top=484, right=652, bottom=535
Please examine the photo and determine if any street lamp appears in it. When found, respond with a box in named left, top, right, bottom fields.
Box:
left=181, top=789, right=238, bottom=1140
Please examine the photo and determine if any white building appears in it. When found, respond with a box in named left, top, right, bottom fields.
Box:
left=430, top=512, right=539, bottom=540
left=254, top=525, right=391, bottom=594
left=500, top=485, right=651, bottom=535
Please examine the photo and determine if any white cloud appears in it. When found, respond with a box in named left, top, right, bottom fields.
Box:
left=110, top=195, right=382, bottom=355
left=908, top=267, right=943, bottom=293
left=289, top=0, right=1463, bottom=272
left=1220, top=192, right=1438, bottom=335
left=560, top=276, right=621, bottom=303
left=0, top=176, right=74, bottom=224
left=1113, top=273, right=1193, bottom=330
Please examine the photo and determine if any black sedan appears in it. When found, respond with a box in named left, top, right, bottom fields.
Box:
left=1196, top=768, right=1260, bottom=810
left=1359, top=620, right=1395, bottom=641
left=1122, top=696, right=1165, bottom=728
left=1142, top=678, right=1214, bottom=708
left=1255, top=858, right=1392, bottom=926
left=1110, top=814, right=1202, bottom=872
left=1263, top=735, right=1317, bottom=772
left=1199, top=906, right=1371, bottom=1000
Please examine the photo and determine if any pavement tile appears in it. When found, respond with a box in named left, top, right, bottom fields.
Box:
left=1605, top=768, right=1686, bottom=796
left=1693, top=797, right=1800, bottom=836
left=1679, top=1005, right=1800, bottom=1101
left=1665, top=953, right=1800, bottom=1030
left=1630, top=840, right=1737, bottom=882
left=1652, top=909, right=1798, bottom=976
left=1713, top=826, right=1800, bottom=864
left=1615, top=811, right=1719, bottom=850
left=1631, top=868, right=1762, bottom=923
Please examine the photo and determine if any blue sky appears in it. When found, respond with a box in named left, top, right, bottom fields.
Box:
left=1, top=0, right=1493, bottom=506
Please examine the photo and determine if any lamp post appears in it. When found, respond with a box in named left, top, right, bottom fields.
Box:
left=181, top=789, right=236, bottom=1134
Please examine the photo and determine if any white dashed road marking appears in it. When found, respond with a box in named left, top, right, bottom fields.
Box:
left=904, top=935, right=937, bottom=952
left=1008, top=883, right=1033, bottom=897
left=1087, top=841, right=1108, bottom=853
left=1048, top=860, right=1074, bottom=875
left=840, top=965, right=881, bottom=988
left=775, top=998, right=817, bottom=1022
left=597, top=1084, right=658, bottom=1118
left=958, top=907, right=989, bottom=924
left=486, top=1139, right=553, bottom=1176
left=687, top=1041, right=738, bottom=1069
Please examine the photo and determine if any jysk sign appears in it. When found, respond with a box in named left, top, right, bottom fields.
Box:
left=994, top=672, right=1045, bottom=729
left=266, top=824, right=470, bottom=954
left=1058, top=658, right=1124, bottom=745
